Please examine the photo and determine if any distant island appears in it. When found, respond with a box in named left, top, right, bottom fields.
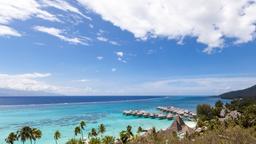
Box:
left=220, top=84, right=256, bottom=99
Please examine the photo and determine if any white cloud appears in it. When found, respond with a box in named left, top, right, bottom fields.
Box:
left=75, top=79, right=90, bottom=83
left=96, top=56, right=104, bottom=60
left=0, top=0, right=59, bottom=36
left=0, top=25, right=21, bottom=37
left=0, top=0, right=59, bottom=24
left=0, top=72, right=94, bottom=95
left=33, top=26, right=87, bottom=45
left=116, top=51, right=124, bottom=57
left=60, top=75, right=256, bottom=95
left=0, top=72, right=55, bottom=92
left=122, top=76, right=256, bottom=95
left=41, top=0, right=91, bottom=20
left=96, top=36, right=120, bottom=46
left=2, top=73, right=254, bottom=96
left=115, top=51, right=127, bottom=63
left=97, top=36, right=108, bottom=42
left=78, top=0, right=256, bottom=53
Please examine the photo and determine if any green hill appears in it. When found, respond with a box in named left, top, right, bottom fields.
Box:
left=220, top=85, right=256, bottom=99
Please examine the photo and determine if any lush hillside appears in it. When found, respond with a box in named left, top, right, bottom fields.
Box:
left=220, top=85, right=256, bottom=99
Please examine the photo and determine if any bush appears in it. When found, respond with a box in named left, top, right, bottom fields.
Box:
left=196, top=104, right=213, bottom=121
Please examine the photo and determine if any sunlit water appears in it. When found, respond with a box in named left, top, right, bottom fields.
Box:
left=0, top=96, right=227, bottom=144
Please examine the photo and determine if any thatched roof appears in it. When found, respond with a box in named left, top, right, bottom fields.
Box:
left=168, top=115, right=194, bottom=134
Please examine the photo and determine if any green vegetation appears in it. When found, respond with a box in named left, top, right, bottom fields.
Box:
left=5, top=132, right=17, bottom=144
left=3, top=99, right=256, bottom=144
left=5, top=126, right=42, bottom=144
left=54, top=130, right=61, bottom=144
left=220, top=84, right=256, bottom=99
left=80, top=120, right=86, bottom=140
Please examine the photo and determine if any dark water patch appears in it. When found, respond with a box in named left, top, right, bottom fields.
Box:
left=0, top=96, right=162, bottom=106
left=6, top=113, right=107, bottom=129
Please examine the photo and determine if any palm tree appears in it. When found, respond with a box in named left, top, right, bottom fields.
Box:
left=98, top=124, right=106, bottom=137
left=102, top=136, right=115, bottom=144
left=54, top=130, right=61, bottom=144
left=91, top=128, right=98, bottom=137
left=119, top=130, right=129, bottom=144
left=17, top=126, right=33, bottom=144
left=5, top=132, right=17, bottom=144
left=151, top=127, right=157, bottom=140
left=79, top=121, right=86, bottom=140
left=66, top=138, right=83, bottom=144
left=74, top=126, right=81, bottom=138
left=89, top=137, right=101, bottom=144
left=32, top=128, right=42, bottom=144
left=126, top=125, right=133, bottom=137
left=137, top=126, right=143, bottom=135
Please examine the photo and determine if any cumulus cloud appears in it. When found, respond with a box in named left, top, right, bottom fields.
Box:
left=78, top=0, right=256, bottom=53
left=33, top=26, right=88, bottom=45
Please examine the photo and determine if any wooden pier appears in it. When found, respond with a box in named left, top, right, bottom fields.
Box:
left=157, top=106, right=196, bottom=118
left=122, top=106, right=196, bottom=120
left=123, top=110, right=174, bottom=120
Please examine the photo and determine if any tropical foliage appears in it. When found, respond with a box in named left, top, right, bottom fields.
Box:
left=54, top=130, right=61, bottom=144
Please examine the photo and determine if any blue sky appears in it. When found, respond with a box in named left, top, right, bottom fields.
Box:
left=0, top=0, right=256, bottom=95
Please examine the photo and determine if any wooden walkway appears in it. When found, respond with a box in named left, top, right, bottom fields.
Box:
left=123, top=106, right=196, bottom=120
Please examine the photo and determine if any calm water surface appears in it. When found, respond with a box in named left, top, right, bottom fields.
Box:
left=0, top=96, right=227, bottom=144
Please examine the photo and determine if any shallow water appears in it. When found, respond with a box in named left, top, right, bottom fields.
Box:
left=0, top=96, right=227, bottom=144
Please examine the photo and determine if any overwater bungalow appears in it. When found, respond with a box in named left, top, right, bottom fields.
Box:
left=149, top=113, right=156, bottom=118
left=166, top=113, right=174, bottom=120
left=157, top=114, right=166, bottom=119
left=157, top=106, right=196, bottom=118
left=143, top=112, right=150, bottom=118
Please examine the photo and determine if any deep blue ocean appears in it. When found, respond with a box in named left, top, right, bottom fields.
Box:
left=0, top=96, right=227, bottom=144
left=0, top=96, right=160, bottom=105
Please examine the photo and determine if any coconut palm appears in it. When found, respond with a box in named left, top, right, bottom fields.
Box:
left=98, top=124, right=106, bottom=137
left=66, top=138, right=83, bottom=144
left=32, top=128, right=42, bottom=144
left=54, top=130, right=61, bottom=144
left=17, top=126, right=33, bottom=144
left=126, top=125, right=133, bottom=137
left=88, top=137, right=101, bottom=144
left=5, top=132, right=17, bottom=144
left=74, top=126, right=81, bottom=138
left=102, top=136, right=115, bottom=144
left=79, top=121, right=86, bottom=140
left=92, top=128, right=98, bottom=137
left=137, top=126, right=143, bottom=135
left=119, top=130, right=129, bottom=144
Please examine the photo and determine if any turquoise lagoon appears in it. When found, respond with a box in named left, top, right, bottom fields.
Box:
left=0, top=96, right=226, bottom=144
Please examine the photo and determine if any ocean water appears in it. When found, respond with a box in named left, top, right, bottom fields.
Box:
left=0, top=96, right=227, bottom=144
